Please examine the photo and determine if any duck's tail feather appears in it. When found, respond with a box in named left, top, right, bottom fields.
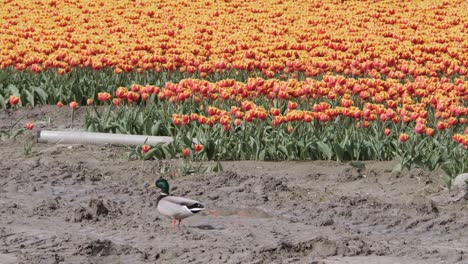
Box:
left=187, top=203, right=205, bottom=213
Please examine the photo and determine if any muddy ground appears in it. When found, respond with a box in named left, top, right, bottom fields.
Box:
left=0, top=106, right=467, bottom=264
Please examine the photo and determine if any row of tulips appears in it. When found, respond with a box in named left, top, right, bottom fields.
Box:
left=70, top=77, right=467, bottom=179
left=8, top=75, right=467, bottom=148
left=0, top=67, right=286, bottom=108
left=1, top=62, right=466, bottom=111
left=3, top=71, right=466, bottom=109
left=88, top=76, right=467, bottom=133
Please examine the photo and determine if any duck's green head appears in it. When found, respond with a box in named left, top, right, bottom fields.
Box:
left=155, top=178, right=169, bottom=195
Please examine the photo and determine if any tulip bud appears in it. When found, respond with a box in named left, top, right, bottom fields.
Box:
left=69, top=101, right=78, bottom=110
left=384, top=128, right=391, bottom=136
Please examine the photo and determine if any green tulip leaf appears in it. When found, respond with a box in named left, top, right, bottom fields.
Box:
left=350, top=161, right=366, bottom=169
left=317, top=142, right=332, bottom=160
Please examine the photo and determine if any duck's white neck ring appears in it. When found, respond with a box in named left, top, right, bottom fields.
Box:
left=160, top=192, right=169, bottom=195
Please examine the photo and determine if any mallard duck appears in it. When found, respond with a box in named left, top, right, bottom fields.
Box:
left=153, top=178, right=205, bottom=228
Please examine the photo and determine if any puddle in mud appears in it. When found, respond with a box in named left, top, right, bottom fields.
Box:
left=45, top=185, right=95, bottom=200
left=190, top=224, right=221, bottom=230
left=204, top=207, right=271, bottom=218
left=0, top=253, right=17, bottom=264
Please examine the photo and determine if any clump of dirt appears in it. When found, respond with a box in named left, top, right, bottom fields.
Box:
left=33, top=197, right=61, bottom=216
left=409, top=195, right=439, bottom=216
left=70, top=198, right=121, bottom=222
left=254, top=236, right=391, bottom=263
left=88, top=199, right=109, bottom=217
left=72, top=206, right=94, bottom=222
left=76, top=239, right=135, bottom=257
left=257, top=237, right=340, bottom=261
left=337, top=167, right=365, bottom=182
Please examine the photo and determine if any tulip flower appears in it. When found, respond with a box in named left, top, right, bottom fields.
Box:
left=399, top=133, right=409, bottom=142
left=287, top=101, right=297, bottom=110
left=384, top=128, right=391, bottom=136
left=181, top=115, right=190, bottom=125
left=9, top=95, right=20, bottom=105
left=116, top=87, right=128, bottom=98
left=436, top=121, right=448, bottom=131
left=141, top=92, right=149, bottom=101
left=193, top=144, right=203, bottom=152
left=182, top=148, right=190, bottom=157
left=98, top=92, right=111, bottom=102
left=426, top=128, right=435, bottom=137
left=25, top=123, right=34, bottom=130
left=172, top=115, right=182, bottom=126
left=127, top=91, right=140, bottom=102
left=69, top=101, right=78, bottom=129
left=56, top=101, right=64, bottom=108
left=69, top=101, right=78, bottom=110
left=414, top=123, right=426, bottom=134
left=131, top=84, right=141, bottom=92
left=270, top=108, right=281, bottom=116
left=141, top=145, right=151, bottom=153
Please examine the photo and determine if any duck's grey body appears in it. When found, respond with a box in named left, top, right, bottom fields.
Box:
left=157, top=195, right=205, bottom=220
left=153, top=178, right=205, bottom=228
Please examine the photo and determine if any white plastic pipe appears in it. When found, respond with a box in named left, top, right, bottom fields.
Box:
left=37, top=130, right=173, bottom=146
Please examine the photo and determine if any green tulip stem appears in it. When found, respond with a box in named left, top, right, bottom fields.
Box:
left=70, top=109, right=75, bottom=129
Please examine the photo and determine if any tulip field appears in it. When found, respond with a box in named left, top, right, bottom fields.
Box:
left=0, top=0, right=467, bottom=178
